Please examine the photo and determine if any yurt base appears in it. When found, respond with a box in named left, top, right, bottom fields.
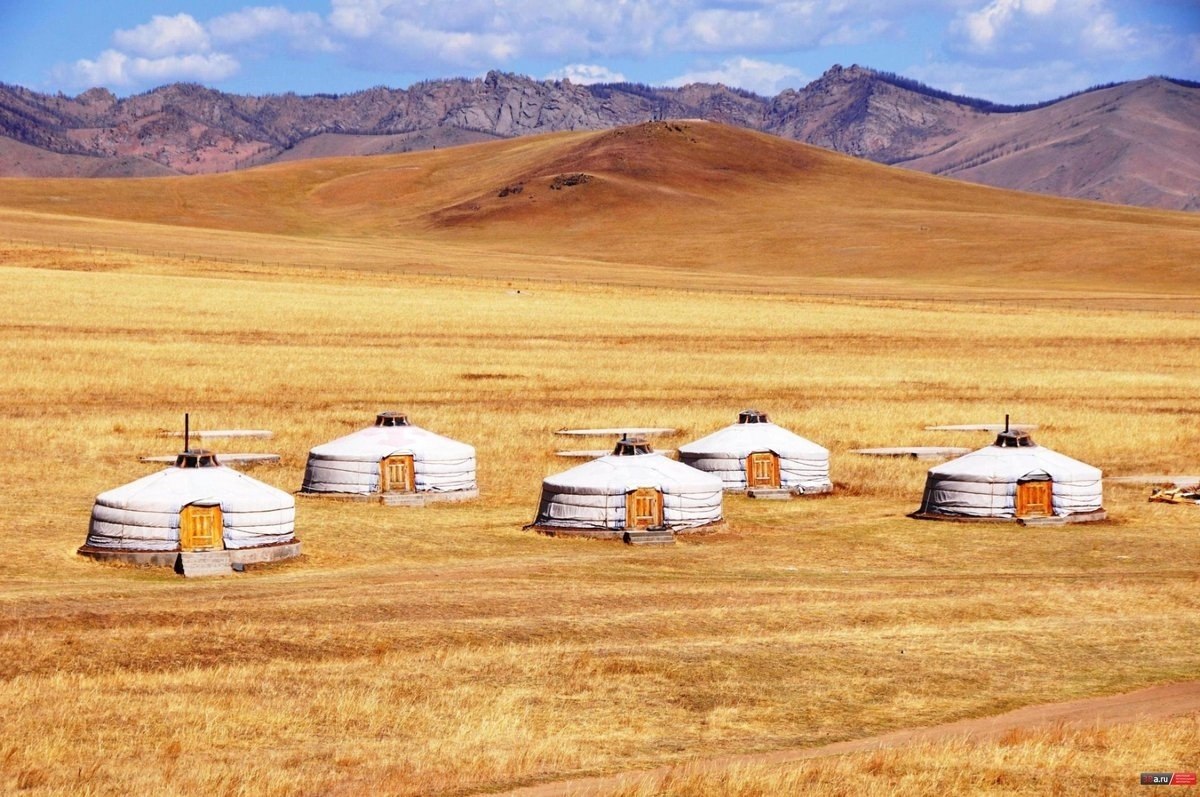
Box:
left=77, top=541, right=302, bottom=573
left=298, top=488, right=479, bottom=507
left=745, top=486, right=833, bottom=499
left=908, top=509, right=1107, bottom=525
left=532, top=523, right=723, bottom=543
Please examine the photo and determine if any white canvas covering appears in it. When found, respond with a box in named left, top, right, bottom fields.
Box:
left=535, top=451, right=723, bottom=530
left=918, top=441, right=1103, bottom=518
left=678, top=420, right=831, bottom=492
left=303, top=422, right=476, bottom=494
left=88, top=465, right=296, bottom=551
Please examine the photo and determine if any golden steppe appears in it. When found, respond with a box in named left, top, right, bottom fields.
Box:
left=1, top=121, right=1200, bottom=795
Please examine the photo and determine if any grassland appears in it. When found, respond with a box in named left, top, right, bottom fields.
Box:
left=1, top=124, right=1199, bottom=794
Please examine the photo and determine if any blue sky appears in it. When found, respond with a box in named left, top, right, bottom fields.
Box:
left=2, top=1, right=1197, bottom=104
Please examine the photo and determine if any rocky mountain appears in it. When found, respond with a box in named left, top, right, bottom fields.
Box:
left=1, top=66, right=1197, bottom=211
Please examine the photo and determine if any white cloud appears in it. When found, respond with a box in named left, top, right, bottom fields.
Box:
left=112, top=13, right=211, bottom=58
left=209, top=6, right=336, bottom=52
left=949, top=0, right=1150, bottom=62
left=667, top=57, right=807, bottom=95
left=545, top=64, right=627, bottom=84
left=71, top=50, right=239, bottom=88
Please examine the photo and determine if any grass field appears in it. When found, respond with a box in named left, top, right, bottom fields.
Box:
left=1, top=124, right=1199, bottom=794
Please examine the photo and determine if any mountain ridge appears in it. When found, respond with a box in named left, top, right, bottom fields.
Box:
left=2, top=66, right=1197, bottom=211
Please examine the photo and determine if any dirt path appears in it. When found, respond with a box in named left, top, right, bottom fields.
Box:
left=496, top=681, right=1200, bottom=796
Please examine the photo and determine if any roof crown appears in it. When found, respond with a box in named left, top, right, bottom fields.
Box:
left=612, top=436, right=654, bottom=456
left=738, top=409, right=770, bottom=424
left=175, top=449, right=219, bottom=468
left=375, top=411, right=410, bottom=427
left=994, top=429, right=1036, bottom=448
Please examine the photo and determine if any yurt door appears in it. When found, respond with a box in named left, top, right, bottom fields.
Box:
left=1016, top=479, right=1053, bottom=517
left=626, top=488, right=663, bottom=529
left=179, top=503, right=223, bottom=551
left=381, top=455, right=416, bottom=492
left=746, top=452, right=780, bottom=488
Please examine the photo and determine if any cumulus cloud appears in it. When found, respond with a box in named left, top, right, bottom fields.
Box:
left=209, top=6, right=336, bottom=52
left=545, top=64, right=628, bottom=85
left=949, top=0, right=1149, bottom=62
left=112, top=14, right=212, bottom=58
left=667, top=57, right=807, bottom=96
left=71, top=50, right=239, bottom=88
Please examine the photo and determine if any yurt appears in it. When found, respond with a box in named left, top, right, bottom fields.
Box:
left=531, top=436, right=723, bottom=539
left=81, top=449, right=300, bottom=566
left=912, top=428, right=1105, bottom=523
left=302, top=412, right=477, bottom=504
left=678, top=410, right=832, bottom=496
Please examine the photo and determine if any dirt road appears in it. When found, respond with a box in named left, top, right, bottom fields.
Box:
left=496, top=681, right=1200, bottom=796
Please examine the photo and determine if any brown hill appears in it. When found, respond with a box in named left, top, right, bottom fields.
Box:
left=1, top=120, right=1197, bottom=298
left=1, top=68, right=1198, bottom=212
left=900, top=77, right=1200, bottom=211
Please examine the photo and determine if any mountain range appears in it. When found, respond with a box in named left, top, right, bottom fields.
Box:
left=2, top=65, right=1197, bottom=211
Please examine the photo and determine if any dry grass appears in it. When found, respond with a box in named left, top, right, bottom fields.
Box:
left=1, top=125, right=1199, bottom=794
left=1, top=252, right=1199, bottom=795
left=623, top=717, right=1200, bottom=795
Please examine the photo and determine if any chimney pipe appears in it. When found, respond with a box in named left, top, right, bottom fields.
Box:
left=184, top=412, right=190, bottom=452
left=1005, top=413, right=1010, bottom=433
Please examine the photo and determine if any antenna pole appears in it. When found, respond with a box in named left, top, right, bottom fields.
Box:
left=184, top=412, right=190, bottom=452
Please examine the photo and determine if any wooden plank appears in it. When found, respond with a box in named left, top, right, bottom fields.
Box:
left=925, top=423, right=1037, bottom=432
left=555, top=427, right=676, bottom=436
left=853, top=447, right=970, bottom=459
left=159, top=429, right=273, bottom=439
left=140, top=453, right=281, bottom=464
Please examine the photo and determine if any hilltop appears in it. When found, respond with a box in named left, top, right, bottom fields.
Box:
left=0, top=120, right=1197, bottom=299
left=1, top=67, right=1198, bottom=211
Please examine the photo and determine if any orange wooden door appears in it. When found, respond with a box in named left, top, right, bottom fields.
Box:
left=381, top=455, right=415, bottom=492
left=1016, top=481, right=1052, bottom=517
left=626, top=488, right=663, bottom=529
left=180, top=504, right=223, bottom=551
left=746, top=452, right=780, bottom=488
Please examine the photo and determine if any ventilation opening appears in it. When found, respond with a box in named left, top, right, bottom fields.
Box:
left=175, top=449, right=219, bottom=468
left=994, top=430, right=1035, bottom=447
left=375, top=412, right=410, bottom=427
left=738, top=409, right=770, bottom=424
left=612, top=436, right=653, bottom=456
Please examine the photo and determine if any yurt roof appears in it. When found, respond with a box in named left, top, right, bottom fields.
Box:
left=544, top=451, right=722, bottom=496
left=309, top=421, right=474, bottom=461
left=678, top=420, right=828, bottom=458
left=928, top=438, right=1100, bottom=483
left=93, top=464, right=294, bottom=514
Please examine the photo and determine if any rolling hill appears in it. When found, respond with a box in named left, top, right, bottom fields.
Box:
left=1, top=67, right=1197, bottom=211
left=0, top=120, right=1197, bottom=299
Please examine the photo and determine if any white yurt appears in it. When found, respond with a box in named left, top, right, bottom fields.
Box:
left=532, top=437, right=723, bottom=538
left=678, top=409, right=832, bottom=495
left=302, top=412, right=477, bottom=501
left=913, top=429, right=1105, bottom=522
left=82, top=449, right=299, bottom=564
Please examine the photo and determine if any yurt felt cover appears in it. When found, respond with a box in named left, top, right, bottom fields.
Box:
left=303, top=423, right=476, bottom=494
left=88, top=465, right=296, bottom=551
left=678, top=421, right=831, bottom=491
left=535, top=452, right=723, bottom=530
left=919, top=442, right=1102, bottom=518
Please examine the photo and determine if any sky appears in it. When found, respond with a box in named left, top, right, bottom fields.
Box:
left=1, top=1, right=1198, bottom=105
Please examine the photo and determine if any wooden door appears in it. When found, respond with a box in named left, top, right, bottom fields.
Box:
left=180, top=504, right=223, bottom=551
left=1016, top=481, right=1052, bottom=517
left=626, top=488, right=663, bottom=529
left=381, top=454, right=416, bottom=493
left=746, top=452, right=780, bottom=488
